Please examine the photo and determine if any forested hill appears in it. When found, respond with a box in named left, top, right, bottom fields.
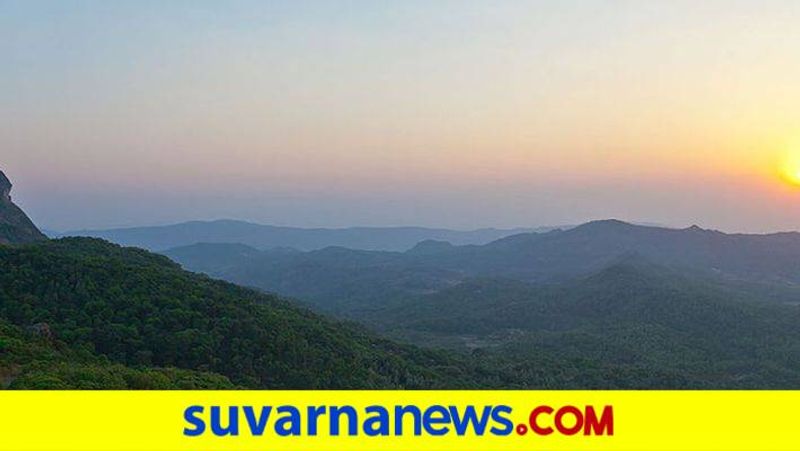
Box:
left=0, top=238, right=492, bottom=389
left=374, top=259, right=800, bottom=388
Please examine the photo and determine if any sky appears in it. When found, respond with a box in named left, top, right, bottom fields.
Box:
left=2, top=0, right=800, bottom=232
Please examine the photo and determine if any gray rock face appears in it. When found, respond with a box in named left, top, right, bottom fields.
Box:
left=0, top=169, right=46, bottom=245
left=0, top=170, right=11, bottom=203
left=28, top=322, right=55, bottom=341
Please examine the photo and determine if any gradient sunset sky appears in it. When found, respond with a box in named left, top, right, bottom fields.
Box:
left=2, top=1, right=800, bottom=232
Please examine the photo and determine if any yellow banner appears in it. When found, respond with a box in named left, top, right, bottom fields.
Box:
left=0, top=391, right=795, bottom=451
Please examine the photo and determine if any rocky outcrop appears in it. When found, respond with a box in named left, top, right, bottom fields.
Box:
left=0, top=169, right=47, bottom=245
left=0, top=170, right=11, bottom=203
left=27, top=322, right=55, bottom=342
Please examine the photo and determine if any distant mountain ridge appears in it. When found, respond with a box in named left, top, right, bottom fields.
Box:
left=462, top=219, right=800, bottom=283
left=0, top=170, right=47, bottom=245
left=61, top=220, right=548, bottom=252
left=164, top=219, right=800, bottom=316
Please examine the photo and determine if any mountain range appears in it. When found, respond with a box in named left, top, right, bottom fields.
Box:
left=163, top=220, right=800, bottom=388
left=164, top=220, right=800, bottom=315
left=60, top=221, right=545, bottom=252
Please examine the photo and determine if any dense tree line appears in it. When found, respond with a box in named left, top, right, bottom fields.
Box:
left=0, top=319, right=234, bottom=389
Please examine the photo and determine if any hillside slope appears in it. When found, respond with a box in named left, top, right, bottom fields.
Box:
left=0, top=238, right=492, bottom=389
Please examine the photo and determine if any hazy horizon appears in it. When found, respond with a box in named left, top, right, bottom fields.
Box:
left=36, top=215, right=800, bottom=237
left=4, top=1, right=800, bottom=232
left=50, top=217, right=549, bottom=234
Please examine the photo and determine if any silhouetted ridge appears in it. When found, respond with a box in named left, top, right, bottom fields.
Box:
left=0, top=169, right=47, bottom=245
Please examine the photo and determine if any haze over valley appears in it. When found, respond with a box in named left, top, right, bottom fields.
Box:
left=57, top=221, right=548, bottom=252
left=4, top=165, right=800, bottom=388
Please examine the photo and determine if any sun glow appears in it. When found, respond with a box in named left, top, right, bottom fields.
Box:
left=780, top=153, right=800, bottom=187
